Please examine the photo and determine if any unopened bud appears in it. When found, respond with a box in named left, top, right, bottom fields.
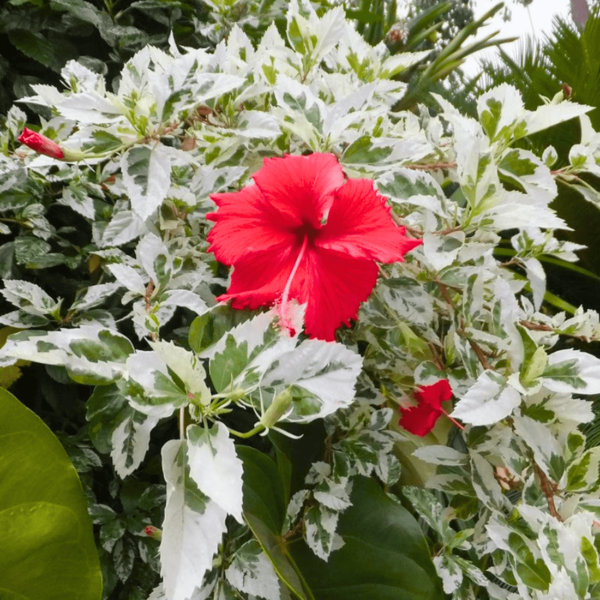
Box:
left=259, top=389, right=293, bottom=429
left=144, top=525, right=162, bottom=540
left=18, top=128, right=64, bottom=159
left=17, top=128, right=88, bottom=161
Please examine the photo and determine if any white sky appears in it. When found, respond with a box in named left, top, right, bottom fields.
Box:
left=463, top=0, right=573, bottom=76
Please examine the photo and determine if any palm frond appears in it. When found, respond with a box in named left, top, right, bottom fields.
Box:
left=547, top=11, right=600, bottom=125
left=474, top=7, right=600, bottom=319
left=580, top=396, right=600, bottom=449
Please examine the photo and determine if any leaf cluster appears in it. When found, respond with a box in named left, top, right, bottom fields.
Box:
left=3, top=2, right=600, bottom=600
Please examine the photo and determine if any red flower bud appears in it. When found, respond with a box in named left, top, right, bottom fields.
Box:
left=18, top=128, right=65, bottom=160
left=144, top=525, right=162, bottom=540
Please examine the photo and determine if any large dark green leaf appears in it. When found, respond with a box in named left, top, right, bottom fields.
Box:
left=0, top=387, right=102, bottom=600
left=238, top=445, right=314, bottom=600
left=269, top=421, right=326, bottom=503
left=289, top=476, right=443, bottom=600
left=8, top=30, right=77, bottom=72
left=239, top=446, right=442, bottom=600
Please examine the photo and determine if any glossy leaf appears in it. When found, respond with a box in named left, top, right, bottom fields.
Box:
left=238, top=446, right=313, bottom=600
left=289, top=476, right=443, bottom=600
left=0, top=387, right=102, bottom=600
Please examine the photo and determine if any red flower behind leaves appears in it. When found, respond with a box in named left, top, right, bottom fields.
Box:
left=207, top=153, right=421, bottom=340
left=399, top=379, right=456, bottom=437
left=18, top=128, right=64, bottom=160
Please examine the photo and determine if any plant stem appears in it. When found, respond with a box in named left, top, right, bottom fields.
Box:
left=228, top=424, right=266, bottom=439
left=468, top=339, right=493, bottom=371
left=532, top=461, right=562, bottom=521
left=440, top=407, right=464, bottom=430
left=179, top=407, right=185, bottom=440
left=405, top=161, right=457, bottom=171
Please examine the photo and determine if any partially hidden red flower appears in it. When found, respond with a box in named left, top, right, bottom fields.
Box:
left=399, top=379, right=454, bottom=437
left=207, top=153, right=421, bottom=340
left=18, top=127, right=64, bottom=159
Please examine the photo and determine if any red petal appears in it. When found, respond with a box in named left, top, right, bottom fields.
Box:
left=295, top=248, right=379, bottom=341
left=399, top=403, right=443, bottom=437
left=399, top=380, right=453, bottom=436
left=18, top=127, right=64, bottom=159
left=218, top=240, right=378, bottom=340
left=252, top=153, right=345, bottom=230
left=414, top=379, right=453, bottom=408
left=217, top=241, right=299, bottom=310
left=207, top=184, right=296, bottom=265
left=315, top=179, right=422, bottom=262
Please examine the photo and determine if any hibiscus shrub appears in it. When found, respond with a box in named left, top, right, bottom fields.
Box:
left=4, top=1, right=600, bottom=600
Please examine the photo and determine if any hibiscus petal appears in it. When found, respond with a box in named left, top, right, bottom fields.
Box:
left=252, top=153, right=345, bottom=229
left=294, top=248, right=379, bottom=341
left=208, top=184, right=295, bottom=265
left=315, top=178, right=422, bottom=262
left=414, top=379, right=453, bottom=407
left=399, top=403, right=443, bottom=437
left=217, top=242, right=299, bottom=310
left=399, top=380, right=453, bottom=437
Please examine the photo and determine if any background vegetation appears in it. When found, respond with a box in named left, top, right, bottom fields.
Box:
left=3, top=1, right=600, bottom=599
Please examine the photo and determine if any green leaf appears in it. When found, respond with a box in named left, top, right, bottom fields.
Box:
left=1, top=327, right=133, bottom=385
left=0, top=387, right=102, bottom=600
left=86, top=383, right=129, bottom=454
left=566, top=448, right=600, bottom=491
left=519, top=326, right=548, bottom=386
left=82, top=130, right=123, bottom=154
left=120, top=145, right=172, bottom=221
left=376, top=169, right=445, bottom=205
left=342, top=136, right=393, bottom=165
left=239, top=446, right=287, bottom=537
left=210, top=334, right=253, bottom=394
left=123, top=350, right=189, bottom=417
left=189, top=305, right=253, bottom=355
left=345, top=8, right=382, bottom=25
left=49, top=0, right=104, bottom=27
left=204, top=312, right=289, bottom=394
left=289, top=477, right=443, bottom=600
left=269, top=421, right=327, bottom=501
left=8, top=31, right=74, bottom=72
left=87, top=383, right=158, bottom=477
left=238, top=446, right=313, bottom=600
left=508, top=532, right=551, bottom=591
left=14, top=237, right=66, bottom=270
left=582, top=537, right=600, bottom=583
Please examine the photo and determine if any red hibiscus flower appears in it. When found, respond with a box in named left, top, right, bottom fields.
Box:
left=207, top=153, right=421, bottom=340
left=18, top=128, right=65, bottom=160
left=399, top=379, right=462, bottom=437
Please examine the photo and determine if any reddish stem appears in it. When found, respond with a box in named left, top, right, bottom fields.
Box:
left=440, top=407, right=465, bottom=431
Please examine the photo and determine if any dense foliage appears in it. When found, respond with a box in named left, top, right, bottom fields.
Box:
left=4, top=2, right=600, bottom=600
left=475, top=8, right=600, bottom=282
